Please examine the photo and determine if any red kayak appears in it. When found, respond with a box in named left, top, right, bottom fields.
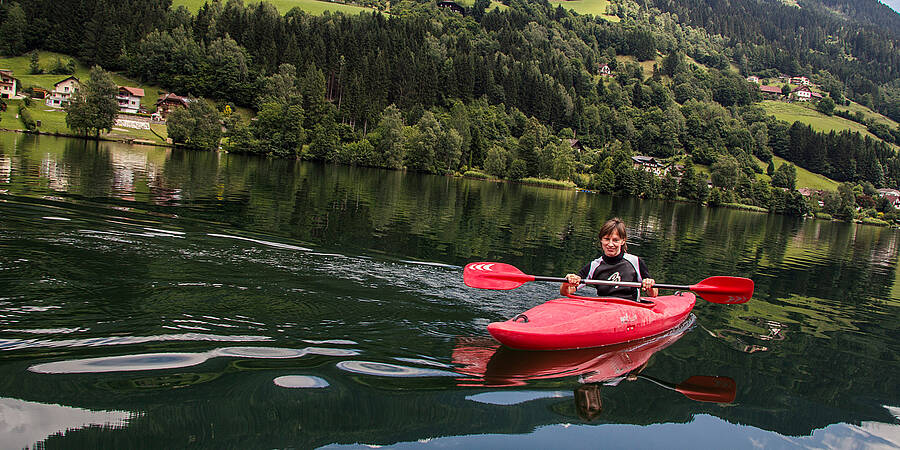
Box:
left=487, top=292, right=696, bottom=351
left=456, top=315, right=695, bottom=386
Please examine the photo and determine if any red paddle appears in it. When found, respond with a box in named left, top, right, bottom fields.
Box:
left=464, top=262, right=753, bottom=304
left=638, top=375, right=737, bottom=403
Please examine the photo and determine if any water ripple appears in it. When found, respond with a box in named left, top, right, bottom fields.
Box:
left=28, top=345, right=359, bottom=374
left=273, top=375, right=330, bottom=388
left=0, top=332, right=273, bottom=351
left=336, top=361, right=459, bottom=378
left=207, top=233, right=311, bottom=251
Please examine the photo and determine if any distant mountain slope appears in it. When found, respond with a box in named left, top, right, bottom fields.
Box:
left=645, top=0, right=900, bottom=121
left=815, top=0, right=900, bottom=38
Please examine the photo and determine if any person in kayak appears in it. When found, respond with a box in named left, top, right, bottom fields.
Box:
left=560, top=217, right=657, bottom=301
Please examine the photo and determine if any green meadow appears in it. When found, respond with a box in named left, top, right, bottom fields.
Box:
left=0, top=98, right=168, bottom=144
left=835, top=100, right=900, bottom=130
left=0, top=52, right=163, bottom=110
left=549, top=0, right=618, bottom=20
left=760, top=100, right=897, bottom=150
left=172, top=0, right=376, bottom=15
left=765, top=155, right=839, bottom=191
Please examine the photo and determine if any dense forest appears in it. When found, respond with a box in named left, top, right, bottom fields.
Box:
left=4, top=0, right=900, bottom=220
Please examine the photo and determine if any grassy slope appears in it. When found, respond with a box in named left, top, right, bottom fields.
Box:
left=836, top=100, right=900, bottom=130
left=549, top=0, right=618, bottom=21
left=455, top=0, right=508, bottom=11
left=1, top=51, right=163, bottom=110
left=0, top=99, right=168, bottom=143
left=760, top=100, right=893, bottom=146
left=172, top=0, right=375, bottom=15
left=615, top=55, right=659, bottom=79
left=762, top=155, right=839, bottom=190
left=1, top=52, right=172, bottom=143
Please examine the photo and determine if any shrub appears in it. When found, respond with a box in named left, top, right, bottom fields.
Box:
left=519, top=177, right=577, bottom=189
left=462, top=170, right=491, bottom=179
left=18, top=105, right=36, bottom=131
left=859, top=217, right=891, bottom=227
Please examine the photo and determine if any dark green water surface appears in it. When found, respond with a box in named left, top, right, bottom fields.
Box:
left=1, top=134, right=899, bottom=449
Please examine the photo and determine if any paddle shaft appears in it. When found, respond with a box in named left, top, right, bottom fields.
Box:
left=534, top=276, right=687, bottom=290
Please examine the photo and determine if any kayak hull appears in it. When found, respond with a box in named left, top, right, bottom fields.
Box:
left=487, top=293, right=696, bottom=350
left=456, top=315, right=695, bottom=386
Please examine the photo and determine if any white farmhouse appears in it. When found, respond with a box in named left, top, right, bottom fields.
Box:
left=46, top=76, right=80, bottom=108
left=117, top=86, right=144, bottom=113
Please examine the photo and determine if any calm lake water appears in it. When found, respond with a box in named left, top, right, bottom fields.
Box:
left=1, top=133, right=899, bottom=449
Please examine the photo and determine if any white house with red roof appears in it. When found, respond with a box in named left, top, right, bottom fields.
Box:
left=760, top=85, right=783, bottom=97
left=0, top=70, right=20, bottom=99
left=792, top=85, right=813, bottom=101
left=877, top=188, right=900, bottom=209
left=117, top=86, right=144, bottom=113
left=46, top=76, right=80, bottom=108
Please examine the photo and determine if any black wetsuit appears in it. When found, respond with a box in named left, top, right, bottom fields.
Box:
left=576, top=252, right=651, bottom=300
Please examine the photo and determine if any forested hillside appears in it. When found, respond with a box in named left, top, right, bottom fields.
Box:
left=645, top=0, right=900, bottom=122
left=3, top=0, right=900, bottom=220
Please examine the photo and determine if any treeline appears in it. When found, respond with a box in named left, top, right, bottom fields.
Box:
left=202, top=56, right=898, bottom=221
left=7, top=0, right=900, bottom=206
left=775, top=122, right=900, bottom=186
left=643, top=0, right=900, bottom=122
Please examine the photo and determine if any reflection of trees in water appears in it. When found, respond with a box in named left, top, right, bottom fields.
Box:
left=3, top=138, right=899, bottom=443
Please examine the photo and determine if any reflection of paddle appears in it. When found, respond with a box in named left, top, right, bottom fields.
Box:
left=464, top=262, right=753, bottom=304
left=637, top=375, right=737, bottom=403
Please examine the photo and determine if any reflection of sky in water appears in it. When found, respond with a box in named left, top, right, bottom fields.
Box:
left=28, top=346, right=360, bottom=374
left=466, top=391, right=571, bottom=406
left=0, top=332, right=274, bottom=351
left=322, top=413, right=900, bottom=449
left=207, top=233, right=312, bottom=251
left=0, top=397, right=135, bottom=450
left=274, top=375, right=330, bottom=388
left=336, top=361, right=459, bottom=378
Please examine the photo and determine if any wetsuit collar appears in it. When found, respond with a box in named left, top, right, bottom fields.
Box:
left=602, top=251, right=625, bottom=264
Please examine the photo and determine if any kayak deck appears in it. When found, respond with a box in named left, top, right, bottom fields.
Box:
left=487, top=292, right=696, bottom=350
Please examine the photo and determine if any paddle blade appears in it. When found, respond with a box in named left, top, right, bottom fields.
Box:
left=675, top=376, right=737, bottom=403
left=464, top=262, right=534, bottom=290
left=689, top=276, right=754, bottom=304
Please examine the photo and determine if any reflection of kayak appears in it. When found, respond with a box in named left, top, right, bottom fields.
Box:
left=455, top=315, right=695, bottom=386
left=487, top=292, right=696, bottom=350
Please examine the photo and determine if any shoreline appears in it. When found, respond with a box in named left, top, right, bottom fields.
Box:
left=3, top=129, right=895, bottom=228
left=0, top=127, right=174, bottom=148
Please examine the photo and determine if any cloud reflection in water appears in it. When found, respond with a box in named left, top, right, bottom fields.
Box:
left=0, top=397, right=135, bottom=450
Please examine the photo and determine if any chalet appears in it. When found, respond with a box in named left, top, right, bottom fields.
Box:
left=599, top=64, right=612, bottom=76
left=567, top=138, right=585, bottom=152
left=798, top=188, right=825, bottom=207
left=117, top=86, right=144, bottom=113
left=760, top=85, right=783, bottom=98
left=31, top=87, right=49, bottom=99
left=797, top=188, right=824, bottom=197
left=792, top=85, right=813, bottom=101
left=46, top=76, right=80, bottom=108
left=155, top=93, right=191, bottom=119
left=877, top=188, right=900, bottom=209
left=790, top=76, right=810, bottom=86
left=437, top=1, right=464, bottom=13
left=632, top=155, right=666, bottom=175
left=746, top=75, right=760, bottom=83
left=0, top=70, right=18, bottom=99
